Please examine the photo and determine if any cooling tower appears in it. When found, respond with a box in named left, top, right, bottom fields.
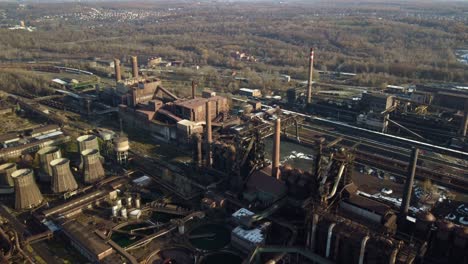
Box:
left=77, top=135, right=100, bottom=153
left=50, top=158, right=78, bottom=193
left=37, top=146, right=62, bottom=182
left=11, top=169, right=43, bottom=210
left=0, top=163, right=16, bottom=187
left=113, top=137, right=129, bottom=165
left=81, top=149, right=105, bottom=184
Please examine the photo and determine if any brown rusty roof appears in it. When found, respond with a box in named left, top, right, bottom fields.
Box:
left=246, top=166, right=287, bottom=197
left=174, top=96, right=225, bottom=110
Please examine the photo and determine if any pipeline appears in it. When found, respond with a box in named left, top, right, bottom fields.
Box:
left=310, top=214, right=319, bottom=252
left=325, top=223, right=336, bottom=258
left=325, top=163, right=346, bottom=200
left=358, top=235, right=370, bottom=264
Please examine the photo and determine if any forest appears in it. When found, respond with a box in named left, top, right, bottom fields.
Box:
left=0, top=0, right=467, bottom=89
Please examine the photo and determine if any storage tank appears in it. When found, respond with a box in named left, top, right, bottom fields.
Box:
left=126, top=196, right=132, bottom=208
left=112, top=205, right=119, bottom=217
left=121, top=207, right=128, bottom=219
left=50, top=158, right=78, bottom=193
left=11, top=169, right=43, bottom=210
left=37, top=146, right=61, bottom=182
left=113, top=137, right=129, bottom=165
left=0, top=163, right=16, bottom=187
left=81, top=149, right=105, bottom=184
left=135, top=195, right=141, bottom=209
left=77, top=135, right=99, bottom=153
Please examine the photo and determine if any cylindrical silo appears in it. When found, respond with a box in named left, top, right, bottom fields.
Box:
left=37, top=146, right=61, bottom=182
left=0, top=163, right=16, bottom=187
left=77, top=135, right=100, bottom=153
left=135, top=195, right=141, bottom=209
left=81, top=149, right=105, bottom=184
left=121, top=207, right=128, bottom=219
left=50, top=158, right=78, bottom=193
left=11, top=169, right=43, bottom=210
left=112, top=205, right=119, bottom=217
left=113, top=137, right=129, bottom=165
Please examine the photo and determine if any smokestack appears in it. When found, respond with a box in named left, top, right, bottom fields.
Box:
left=50, top=158, right=78, bottom=193
left=114, top=58, right=121, bottom=82
left=11, top=169, right=43, bottom=209
left=193, top=133, right=202, bottom=167
left=272, top=118, right=281, bottom=179
left=192, top=80, right=196, bottom=99
left=205, top=101, right=213, bottom=167
left=307, top=48, right=314, bottom=105
left=37, top=146, right=62, bottom=182
left=131, top=56, right=139, bottom=79
left=81, top=149, right=105, bottom=184
left=77, top=135, right=100, bottom=153
left=400, top=147, right=419, bottom=218
left=0, top=163, right=16, bottom=187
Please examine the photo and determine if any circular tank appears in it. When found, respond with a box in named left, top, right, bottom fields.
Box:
left=77, top=135, right=99, bottom=152
left=200, top=252, right=243, bottom=264
left=37, top=146, right=61, bottom=182
left=0, top=163, right=16, bottom=187
left=188, top=223, right=231, bottom=251
left=11, top=169, right=43, bottom=210
left=114, top=137, right=129, bottom=152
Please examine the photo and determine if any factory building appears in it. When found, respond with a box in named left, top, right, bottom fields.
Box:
left=361, top=92, right=394, bottom=113
left=232, top=208, right=255, bottom=227
left=61, top=220, right=113, bottom=263
left=231, top=224, right=268, bottom=253
left=115, top=77, right=161, bottom=107
left=171, top=96, right=229, bottom=122
left=0, top=125, right=69, bottom=161
left=239, top=88, right=262, bottom=98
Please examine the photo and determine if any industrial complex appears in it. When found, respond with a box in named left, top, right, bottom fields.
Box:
left=0, top=49, right=466, bottom=264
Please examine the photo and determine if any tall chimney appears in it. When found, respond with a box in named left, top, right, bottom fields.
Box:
left=205, top=101, right=213, bottom=167
left=307, top=48, right=314, bottom=105
left=400, top=147, right=419, bottom=218
left=192, top=80, right=196, bottom=99
left=114, top=58, right=121, bottom=82
left=194, top=133, right=202, bottom=167
left=272, top=118, right=281, bottom=179
left=131, top=56, right=139, bottom=79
